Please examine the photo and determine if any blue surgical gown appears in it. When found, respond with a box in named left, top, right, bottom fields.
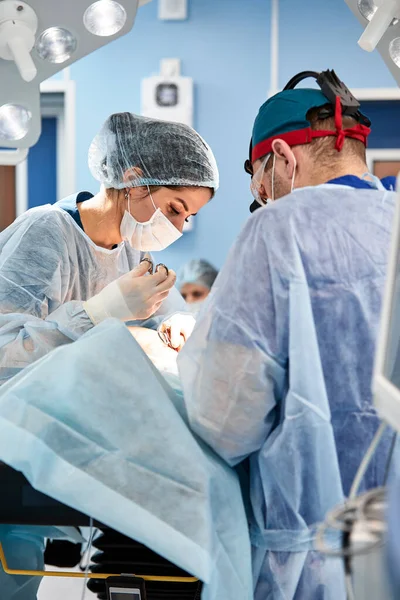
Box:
left=179, top=180, right=398, bottom=599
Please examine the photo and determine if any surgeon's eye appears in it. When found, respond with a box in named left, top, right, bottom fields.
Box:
left=170, top=205, right=181, bottom=216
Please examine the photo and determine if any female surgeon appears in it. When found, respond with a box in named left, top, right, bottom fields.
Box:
left=0, top=112, right=219, bottom=384
left=0, top=112, right=218, bottom=600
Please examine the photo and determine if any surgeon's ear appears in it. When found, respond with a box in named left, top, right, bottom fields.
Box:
left=123, top=166, right=144, bottom=185
left=271, top=139, right=296, bottom=180
left=258, top=182, right=268, bottom=201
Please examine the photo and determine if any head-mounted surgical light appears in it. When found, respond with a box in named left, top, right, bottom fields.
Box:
left=245, top=69, right=370, bottom=213
left=0, top=0, right=150, bottom=162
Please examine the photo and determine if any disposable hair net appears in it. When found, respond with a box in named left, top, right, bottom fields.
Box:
left=178, top=259, right=218, bottom=291
left=88, top=113, right=219, bottom=190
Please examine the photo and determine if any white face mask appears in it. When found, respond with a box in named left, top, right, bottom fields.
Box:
left=187, top=300, right=204, bottom=315
left=120, top=189, right=182, bottom=251
left=251, top=150, right=297, bottom=206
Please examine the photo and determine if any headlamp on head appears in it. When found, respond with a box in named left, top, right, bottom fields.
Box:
left=246, top=69, right=371, bottom=213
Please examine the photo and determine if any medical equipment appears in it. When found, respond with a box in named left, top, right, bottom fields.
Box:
left=316, top=487, right=391, bottom=600
left=0, top=464, right=200, bottom=600
left=141, top=59, right=193, bottom=128
left=106, top=576, right=147, bottom=600
left=245, top=69, right=371, bottom=213
left=0, top=0, right=149, bottom=162
left=158, top=313, right=195, bottom=351
left=345, top=0, right=400, bottom=86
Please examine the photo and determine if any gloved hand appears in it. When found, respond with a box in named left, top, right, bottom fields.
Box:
left=84, top=261, right=176, bottom=324
left=158, top=312, right=196, bottom=352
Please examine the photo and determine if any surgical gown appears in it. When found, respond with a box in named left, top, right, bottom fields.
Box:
left=0, top=196, right=185, bottom=599
left=0, top=319, right=252, bottom=600
left=0, top=196, right=185, bottom=384
left=179, top=182, right=399, bottom=600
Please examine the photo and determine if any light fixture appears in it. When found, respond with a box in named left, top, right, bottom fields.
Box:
left=35, top=27, right=77, bottom=64
left=358, top=0, right=399, bottom=24
left=345, top=0, right=400, bottom=85
left=389, top=36, right=400, bottom=65
left=0, top=0, right=147, bottom=158
left=357, top=0, right=400, bottom=52
left=0, top=104, right=32, bottom=141
left=83, top=0, right=127, bottom=37
left=0, top=1, right=38, bottom=82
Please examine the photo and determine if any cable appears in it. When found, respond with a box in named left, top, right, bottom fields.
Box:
left=384, top=432, right=397, bottom=486
left=349, top=421, right=387, bottom=500
left=283, top=70, right=319, bottom=90
left=80, top=517, right=94, bottom=600
left=80, top=526, right=98, bottom=571
left=315, top=488, right=386, bottom=558
left=346, top=573, right=356, bottom=600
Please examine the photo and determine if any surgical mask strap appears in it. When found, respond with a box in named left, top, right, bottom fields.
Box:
left=271, top=154, right=276, bottom=202
left=146, top=185, right=157, bottom=212
left=124, top=189, right=131, bottom=215
left=271, top=150, right=296, bottom=202
left=125, top=187, right=158, bottom=216
left=291, top=153, right=297, bottom=192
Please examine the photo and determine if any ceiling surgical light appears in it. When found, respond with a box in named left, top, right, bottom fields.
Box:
left=35, top=27, right=77, bottom=64
left=0, top=0, right=148, bottom=159
left=357, top=0, right=400, bottom=52
left=345, top=0, right=400, bottom=85
left=389, top=35, right=400, bottom=64
left=83, top=0, right=127, bottom=37
left=0, top=1, right=38, bottom=82
left=0, top=103, right=32, bottom=141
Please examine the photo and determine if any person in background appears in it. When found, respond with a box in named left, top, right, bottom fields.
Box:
left=179, top=74, right=398, bottom=599
left=178, top=259, right=218, bottom=312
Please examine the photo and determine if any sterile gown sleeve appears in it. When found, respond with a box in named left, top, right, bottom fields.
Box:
left=178, top=210, right=289, bottom=466
left=0, top=211, right=94, bottom=383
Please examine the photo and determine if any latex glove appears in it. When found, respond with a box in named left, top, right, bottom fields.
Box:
left=84, top=262, right=176, bottom=324
left=158, top=312, right=196, bottom=352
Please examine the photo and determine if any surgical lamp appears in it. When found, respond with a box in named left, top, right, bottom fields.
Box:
left=345, top=0, right=400, bottom=86
left=0, top=0, right=150, bottom=164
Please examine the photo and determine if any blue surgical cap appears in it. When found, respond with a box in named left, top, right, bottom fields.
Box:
left=178, top=259, right=218, bottom=291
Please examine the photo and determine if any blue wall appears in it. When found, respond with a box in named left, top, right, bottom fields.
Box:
left=28, top=118, right=57, bottom=208
left=68, top=0, right=397, bottom=272
left=70, top=0, right=270, bottom=271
